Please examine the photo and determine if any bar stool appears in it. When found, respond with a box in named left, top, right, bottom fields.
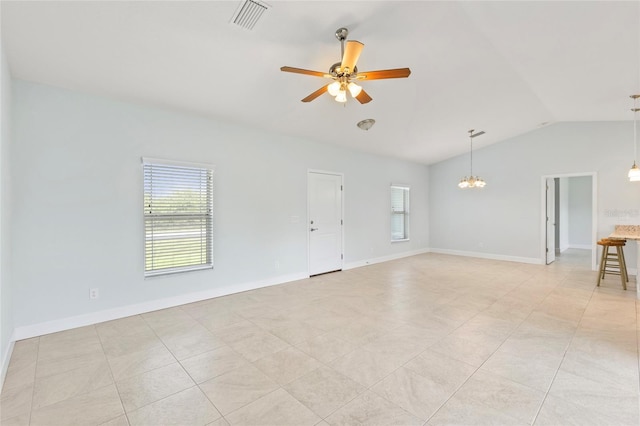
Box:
left=597, top=238, right=628, bottom=290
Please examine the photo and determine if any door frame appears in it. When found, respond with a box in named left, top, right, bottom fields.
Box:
left=307, top=169, right=345, bottom=276
left=545, top=177, right=556, bottom=265
left=539, top=172, right=598, bottom=270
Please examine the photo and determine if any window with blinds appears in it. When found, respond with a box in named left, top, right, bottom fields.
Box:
left=143, top=158, right=213, bottom=277
left=391, top=185, right=410, bottom=241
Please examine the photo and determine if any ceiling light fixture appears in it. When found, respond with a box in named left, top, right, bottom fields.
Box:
left=357, top=119, right=375, bottom=131
left=458, top=129, right=486, bottom=189
left=629, top=94, right=640, bottom=182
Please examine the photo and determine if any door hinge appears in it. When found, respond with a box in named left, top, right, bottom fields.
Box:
left=341, top=185, right=343, bottom=191
left=546, top=248, right=549, bottom=252
left=341, top=219, right=343, bottom=225
left=341, top=254, right=343, bottom=260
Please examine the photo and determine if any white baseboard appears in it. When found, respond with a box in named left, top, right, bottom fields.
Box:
left=343, top=248, right=430, bottom=270
left=12, top=249, right=434, bottom=340
left=568, top=244, right=592, bottom=250
left=13, top=272, right=308, bottom=341
left=429, top=248, right=543, bottom=265
left=10, top=243, right=610, bottom=343
left=0, top=332, right=15, bottom=395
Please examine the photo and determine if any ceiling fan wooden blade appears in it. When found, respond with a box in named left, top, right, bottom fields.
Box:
left=355, top=89, right=372, bottom=104
left=280, top=66, right=329, bottom=78
left=356, top=68, right=411, bottom=80
left=301, top=85, right=328, bottom=102
left=341, top=41, right=364, bottom=72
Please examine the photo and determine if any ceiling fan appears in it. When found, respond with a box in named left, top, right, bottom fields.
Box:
left=281, top=27, right=411, bottom=104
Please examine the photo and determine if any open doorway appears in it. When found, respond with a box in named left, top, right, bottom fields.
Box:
left=541, top=173, right=597, bottom=270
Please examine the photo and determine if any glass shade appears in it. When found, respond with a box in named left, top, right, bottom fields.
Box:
left=347, top=82, right=362, bottom=97
left=335, top=90, right=347, bottom=103
left=327, top=81, right=341, bottom=96
left=629, top=163, right=640, bottom=182
left=458, top=176, right=486, bottom=189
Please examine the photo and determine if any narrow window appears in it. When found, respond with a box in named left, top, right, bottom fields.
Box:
left=391, top=185, right=410, bottom=241
left=143, top=158, right=213, bottom=276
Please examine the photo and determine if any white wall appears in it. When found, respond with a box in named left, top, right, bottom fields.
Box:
left=10, top=80, right=429, bottom=333
left=568, top=176, right=592, bottom=248
left=0, top=45, right=14, bottom=384
left=429, top=122, right=639, bottom=266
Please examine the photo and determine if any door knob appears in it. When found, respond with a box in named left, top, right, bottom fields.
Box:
left=310, top=228, right=318, bottom=232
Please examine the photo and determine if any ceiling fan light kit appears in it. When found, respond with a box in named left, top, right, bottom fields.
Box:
left=281, top=27, right=411, bottom=104
left=458, top=130, right=486, bottom=189
left=628, top=94, right=640, bottom=182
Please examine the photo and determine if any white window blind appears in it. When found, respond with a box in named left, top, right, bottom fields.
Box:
left=143, top=159, right=213, bottom=276
left=391, top=185, right=410, bottom=241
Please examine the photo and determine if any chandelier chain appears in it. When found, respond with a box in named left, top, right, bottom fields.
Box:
left=469, top=132, right=473, bottom=176
left=634, top=96, right=638, bottom=163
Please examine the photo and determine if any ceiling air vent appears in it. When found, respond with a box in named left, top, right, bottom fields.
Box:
left=231, top=0, right=269, bottom=30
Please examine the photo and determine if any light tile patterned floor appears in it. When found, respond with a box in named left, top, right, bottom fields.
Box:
left=1, top=250, right=639, bottom=425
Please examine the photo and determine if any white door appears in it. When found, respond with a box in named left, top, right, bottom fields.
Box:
left=546, top=177, right=556, bottom=264
left=308, top=172, right=343, bottom=276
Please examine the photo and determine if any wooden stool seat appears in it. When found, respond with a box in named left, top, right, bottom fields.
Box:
left=597, top=238, right=628, bottom=290
left=598, top=238, right=625, bottom=246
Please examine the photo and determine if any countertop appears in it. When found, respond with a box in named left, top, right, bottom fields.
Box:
left=609, top=225, right=640, bottom=240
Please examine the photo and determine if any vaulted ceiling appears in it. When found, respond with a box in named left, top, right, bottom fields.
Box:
left=2, top=1, right=639, bottom=164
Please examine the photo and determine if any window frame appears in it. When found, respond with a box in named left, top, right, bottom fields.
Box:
left=142, top=157, right=214, bottom=277
left=390, top=184, right=410, bottom=242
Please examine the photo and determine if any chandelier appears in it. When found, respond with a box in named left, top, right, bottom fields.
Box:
left=458, top=129, right=486, bottom=189
left=628, top=94, right=640, bottom=182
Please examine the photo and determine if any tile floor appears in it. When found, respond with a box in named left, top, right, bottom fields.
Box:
left=1, top=250, right=639, bottom=425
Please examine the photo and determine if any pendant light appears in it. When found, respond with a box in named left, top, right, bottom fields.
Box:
left=458, top=129, right=486, bottom=189
left=628, top=94, right=640, bottom=182
left=630, top=3, right=640, bottom=182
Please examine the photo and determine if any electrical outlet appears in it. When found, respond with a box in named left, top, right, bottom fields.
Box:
left=90, top=288, right=99, bottom=300
left=274, top=260, right=280, bottom=270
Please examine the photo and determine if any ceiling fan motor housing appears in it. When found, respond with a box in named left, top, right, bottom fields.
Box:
left=329, top=62, right=358, bottom=78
